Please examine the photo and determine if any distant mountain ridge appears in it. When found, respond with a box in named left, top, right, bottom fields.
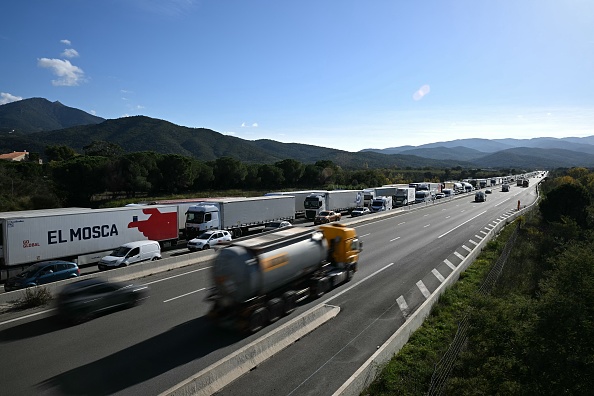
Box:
left=0, top=98, right=104, bottom=133
left=1, top=97, right=594, bottom=169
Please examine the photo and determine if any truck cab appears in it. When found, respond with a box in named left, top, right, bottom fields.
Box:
left=185, top=204, right=219, bottom=239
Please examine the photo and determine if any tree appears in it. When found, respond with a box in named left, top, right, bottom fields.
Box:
left=212, top=157, right=247, bottom=189
left=157, top=154, right=195, bottom=193
left=539, top=183, right=591, bottom=227
left=258, top=164, right=285, bottom=189
left=275, top=159, right=305, bottom=187
left=50, top=156, right=109, bottom=206
left=45, top=145, right=78, bottom=162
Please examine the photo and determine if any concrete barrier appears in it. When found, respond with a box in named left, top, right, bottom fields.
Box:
left=333, top=199, right=537, bottom=396
left=159, top=304, right=341, bottom=396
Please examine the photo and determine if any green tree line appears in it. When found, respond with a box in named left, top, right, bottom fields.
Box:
left=1, top=141, right=511, bottom=211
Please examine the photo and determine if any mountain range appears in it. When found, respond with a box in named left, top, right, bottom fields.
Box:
left=1, top=98, right=594, bottom=170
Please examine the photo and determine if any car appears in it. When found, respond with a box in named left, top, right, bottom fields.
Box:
left=351, top=207, right=371, bottom=217
left=314, top=210, right=341, bottom=225
left=485, top=189, right=492, bottom=194
left=56, top=278, right=149, bottom=324
left=4, top=261, right=79, bottom=292
left=187, top=230, right=232, bottom=251
left=475, top=191, right=487, bottom=202
left=263, top=220, right=292, bottom=232
left=435, top=192, right=445, bottom=199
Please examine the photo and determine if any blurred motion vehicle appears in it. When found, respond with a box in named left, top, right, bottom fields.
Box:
left=502, top=184, right=510, bottom=192
left=314, top=210, right=341, bottom=225
left=56, top=278, right=149, bottom=323
left=351, top=207, right=371, bottom=217
left=98, top=240, right=161, bottom=270
left=4, top=261, right=79, bottom=292
left=262, top=221, right=292, bottom=232
left=475, top=191, right=487, bottom=202
left=485, top=189, right=492, bottom=194
left=187, top=230, right=232, bottom=251
left=435, top=192, right=445, bottom=199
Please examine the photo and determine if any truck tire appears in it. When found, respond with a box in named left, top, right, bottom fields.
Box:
left=233, top=228, right=242, bottom=238
left=267, top=298, right=284, bottom=323
left=248, top=307, right=269, bottom=333
left=282, top=291, right=297, bottom=315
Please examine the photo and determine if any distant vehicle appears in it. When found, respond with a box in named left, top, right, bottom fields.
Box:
left=351, top=207, right=371, bottom=217
left=98, top=240, right=161, bottom=270
left=370, top=196, right=392, bottom=212
left=187, top=230, right=232, bottom=251
left=522, top=179, right=530, bottom=188
left=393, top=187, right=416, bottom=207
left=502, top=184, right=510, bottom=192
left=262, top=221, right=292, bottom=232
left=314, top=210, right=341, bottom=225
left=485, top=189, right=492, bottom=194
left=475, top=191, right=487, bottom=202
left=4, top=260, right=79, bottom=292
left=435, top=192, right=445, bottom=199
left=56, top=278, right=149, bottom=324
left=442, top=189, right=454, bottom=197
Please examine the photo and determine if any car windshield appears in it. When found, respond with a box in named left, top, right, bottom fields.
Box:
left=319, top=211, right=330, bottom=216
left=110, top=246, right=131, bottom=257
left=197, top=232, right=214, bottom=240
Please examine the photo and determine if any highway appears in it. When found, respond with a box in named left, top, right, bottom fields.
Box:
left=0, top=180, right=541, bottom=395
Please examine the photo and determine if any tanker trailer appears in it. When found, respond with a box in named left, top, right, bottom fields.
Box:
left=206, top=223, right=362, bottom=333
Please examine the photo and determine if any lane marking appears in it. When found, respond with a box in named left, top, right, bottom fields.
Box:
left=163, top=287, right=207, bottom=303
left=468, top=239, right=479, bottom=246
left=454, top=251, right=465, bottom=260
left=0, top=309, right=54, bottom=327
left=397, top=222, right=405, bottom=226
left=424, top=224, right=430, bottom=228
left=323, top=262, right=395, bottom=304
left=432, top=269, right=445, bottom=283
left=144, top=266, right=211, bottom=286
left=444, top=259, right=456, bottom=271
left=360, top=233, right=371, bottom=238
left=438, top=211, right=486, bottom=239
left=475, top=234, right=483, bottom=240
left=462, top=245, right=472, bottom=252
left=396, top=295, right=409, bottom=316
left=445, top=216, right=451, bottom=219
left=480, top=230, right=488, bottom=235
left=390, top=236, right=401, bottom=242
left=416, top=280, right=431, bottom=298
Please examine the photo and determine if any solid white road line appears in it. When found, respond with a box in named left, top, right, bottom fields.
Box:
left=438, top=211, right=486, bottom=239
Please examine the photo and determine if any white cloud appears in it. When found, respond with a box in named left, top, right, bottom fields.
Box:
left=136, top=105, right=145, bottom=109
left=413, top=84, right=431, bottom=101
left=61, top=48, right=79, bottom=58
left=241, top=122, right=247, bottom=127
left=38, top=58, right=85, bottom=86
left=0, top=92, right=23, bottom=105
left=60, top=39, right=71, bottom=45
left=90, top=110, right=97, bottom=115
left=241, top=122, right=259, bottom=127
left=252, top=122, right=258, bottom=127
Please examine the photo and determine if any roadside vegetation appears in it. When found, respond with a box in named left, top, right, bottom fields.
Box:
left=1, top=142, right=514, bottom=211
left=365, top=168, right=594, bottom=395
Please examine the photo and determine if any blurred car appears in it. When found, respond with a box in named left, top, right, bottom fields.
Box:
left=4, top=261, right=79, bottom=292
left=485, top=188, right=492, bottom=194
left=263, top=220, right=292, bottom=232
left=351, top=207, right=371, bottom=217
left=314, top=210, right=341, bottom=225
left=475, top=191, right=487, bottom=202
left=56, top=278, right=149, bottom=324
left=435, top=192, right=445, bottom=199
left=187, top=230, right=232, bottom=251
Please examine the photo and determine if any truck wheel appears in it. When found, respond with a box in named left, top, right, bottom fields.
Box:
left=267, top=298, right=284, bottom=323
left=233, top=229, right=242, bottom=238
left=282, top=291, right=297, bottom=315
left=248, top=307, right=268, bottom=333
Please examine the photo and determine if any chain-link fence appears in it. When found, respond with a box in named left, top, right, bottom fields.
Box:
left=426, top=223, right=520, bottom=396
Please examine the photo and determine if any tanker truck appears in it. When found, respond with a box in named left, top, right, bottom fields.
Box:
left=205, top=223, right=362, bottom=333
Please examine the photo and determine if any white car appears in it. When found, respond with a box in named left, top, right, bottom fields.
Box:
left=263, top=221, right=292, bottom=232
left=187, top=230, right=232, bottom=251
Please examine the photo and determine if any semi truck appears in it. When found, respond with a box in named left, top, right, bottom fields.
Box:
left=393, top=187, right=416, bottom=207
left=265, top=190, right=325, bottom=218
left=205, top=223, right=362, bottom=332
left=0, top=205, right=179, bottom=280
left=303, top=190, right=363, bottom=220
left=370, top=196, right=392, bottom=212
left=185, top=196, right=295, bottom=239
left=415, top=190, right=433, bottom=203
left=362, top=188, right=376, bottom=208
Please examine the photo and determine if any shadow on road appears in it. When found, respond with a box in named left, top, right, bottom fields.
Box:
left=37, top=316, right=244, bottom=395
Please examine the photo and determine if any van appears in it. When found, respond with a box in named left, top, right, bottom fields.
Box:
left=98, top=240, right=161, bottom=270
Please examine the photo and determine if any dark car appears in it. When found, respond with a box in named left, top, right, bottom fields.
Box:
left=56, top=278, right=149, bottom=323
left=314, top=210, right=342, bottom=225
left=4, top=261, right=79, bottom=292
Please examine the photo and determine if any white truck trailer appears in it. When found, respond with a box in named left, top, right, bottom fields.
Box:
left=0, top=205, right=179, bottom=279
left=185, top=196, right=295, bottom=239
left=303, top=190, right=363, bottom=220
left=394, top=187, right=416, bottom=207
left=265, top=191, right=325, bottom=218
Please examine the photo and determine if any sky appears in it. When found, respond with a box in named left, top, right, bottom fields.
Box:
left=1, top=0, right=593, bottom=152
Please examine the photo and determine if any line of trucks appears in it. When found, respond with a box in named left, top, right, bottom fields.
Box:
left=0, top=173, right=534, bottom=280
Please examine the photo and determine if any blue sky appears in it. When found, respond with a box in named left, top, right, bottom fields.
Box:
left=2, top=0, right=593, bottom=152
